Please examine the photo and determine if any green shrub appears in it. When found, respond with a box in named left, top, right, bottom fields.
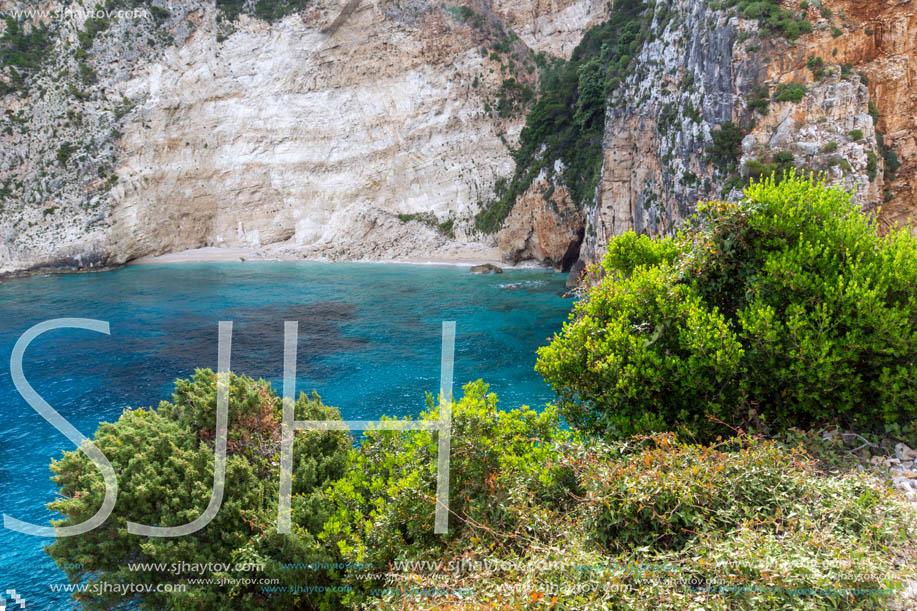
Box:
left=849, top=128, right=863, bottom=141
left=320, top=380, right=576, bottom=606
left=885, top=149, right=901, bottom=175
left=339, top=423, right=917, bottom=609
left=869, top=100, right=881, bottom=125
left=746, top=84, right=770, bottom=114
left=56, top=142, right=75, bottom=165
left=867, top=150, right=878, bottom=180
left=708, top=121, right=745, bottom=173
left=0, top=16, right=53, bottom=89
left=806, top=55, right=825, bottom=78
left=774, top=82, right=806, bottom=103
left=821, top=141, right=838, bottom=153
left=537, top=174, right=917, bottom=442
left=46, top=370, right=350, bottom=610
left=722, top=0, right=811, bottom=40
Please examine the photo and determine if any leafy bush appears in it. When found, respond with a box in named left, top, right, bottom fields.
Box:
left=746, top=84, right=770, bottom=114
left=885, top=149, right=901, bottom=175
left=333, top=421, right=917, bottom=609
left=806, top=55, right=825, bottom=78
left=537, top=174, right=917, bottom=442
left=821, top=141, right=838, bottom=153
left=47, top=370, right=350, bottom=610
left=867, top=150, right=878, bottom=181
left=869, top=100, right=880, bottom=125
left=774, top=82, right=806, bottom=103
left=56, top=142, right=75, bottom=165
left=0, top=16, right=53, bottom=91
left=849, top=128, right=863, bottom=141
left=708, top=121, right=745, bottom=173
left=722, top=0, right=811, bottom=40
left=46, top=374, right=917, bottom=609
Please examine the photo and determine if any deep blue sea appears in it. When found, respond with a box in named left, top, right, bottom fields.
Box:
left=0, top=261, right=572, bottom=609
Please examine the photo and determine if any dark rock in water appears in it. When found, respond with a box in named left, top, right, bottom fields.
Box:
left=470, top=263, right=503, bottom=274
left=565, top=259, right=586, bottom=288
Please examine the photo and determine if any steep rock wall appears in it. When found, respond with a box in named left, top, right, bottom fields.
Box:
left=0, top=0, right=601, bottom=274
left=576, top=0, right=907, bottom=269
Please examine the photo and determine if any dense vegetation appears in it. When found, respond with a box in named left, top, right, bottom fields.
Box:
left=719, top=0, right=812, bottom=40
left=216, top=0, right=310, bottom=23
left=474, top=0, right=655, bottom=233
left=47, top=370, right=350, bottom=610
left=0, top=16, right=52, bottom=94
left=537, top=174, right=917, bottom=442
left=48, top=374, right=917, bottom=609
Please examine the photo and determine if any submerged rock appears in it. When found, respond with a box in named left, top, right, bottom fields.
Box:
left=470, top=263, right=503, bottom=274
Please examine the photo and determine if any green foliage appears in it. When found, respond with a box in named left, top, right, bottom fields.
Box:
left=56, top=142, right=75, bottom=165
left=397, top=212, right=456, bottom=239
left=495, top=77, right=535, bottom=118
left=722, top=0, right=811, bottom=40
left=806, top=55, right=825, bottom=78
left=0, top=16, right=53, bottom=92
left=78, top=14, right=111, bottom=50
left=46, top=370, right=350, bottom=610
left=320, top=381, right=577, bottom=605
left=254, top=0, right=310, bottom=23
left=848, top=128, right=863, bottom=141
left=216, top=0, right=308, bottom=22
left=445, top=4, right=486, bottom=28
left=330, top=422, right=917, bottom=608
left=38, top=373, right=917, bottom=609
left=537, top=175, right=917, bottom=443
left=885, top=149, right=901, bottom=176
left=474, top=0, right=654, bottom=233
left=746, top=84, right=770, bottom=114
left=744, top=151, right=797, bottom=183
left=708, top=121, right=746, bottom=174
left=773, top=82, right=806, bottom=103
left=867, top=150, right=878, bottom=181
left=869, top=100, right=880, bottom=125
left=821, top=141, right=838, bottom=153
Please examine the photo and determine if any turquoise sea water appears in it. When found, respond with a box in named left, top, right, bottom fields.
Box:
left=0, top=261, right=572, bottom=609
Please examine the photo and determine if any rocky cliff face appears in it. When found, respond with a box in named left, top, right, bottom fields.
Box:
left=0, top=0, right=914, bottom=276
left=578, top=0, right=910, bottom=268
left=0, top=0, right=595, bottom=274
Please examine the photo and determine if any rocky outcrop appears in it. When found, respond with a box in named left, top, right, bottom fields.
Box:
left=497, top=169, right=584, bottom=270
left=491, top=0, right=606, bottom=58
left=469, top=262, right=502, bottom=273
left=580, top=0, right=765, bottom=264
left=577, top=0, right=912, bottom=269
left=766, top=0, right=917, bottom=231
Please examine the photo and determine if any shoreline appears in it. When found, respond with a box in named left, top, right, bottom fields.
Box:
left=1, top=247, right=558, bottom=283
left=127, top=246, right=552, bottom=271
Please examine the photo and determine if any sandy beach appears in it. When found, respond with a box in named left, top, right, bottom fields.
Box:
left=127, top=245, right=544, bottom=270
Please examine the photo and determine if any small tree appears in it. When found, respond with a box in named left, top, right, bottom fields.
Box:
left=46, top=370, right=349, bottom=610
left=537, top=173, right=917, bottom=441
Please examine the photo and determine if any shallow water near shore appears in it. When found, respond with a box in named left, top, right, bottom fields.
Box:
left=0, top=261, right=572, bottom=609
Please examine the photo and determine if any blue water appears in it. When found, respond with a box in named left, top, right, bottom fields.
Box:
left=0, top=261, right=572, bottom=608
